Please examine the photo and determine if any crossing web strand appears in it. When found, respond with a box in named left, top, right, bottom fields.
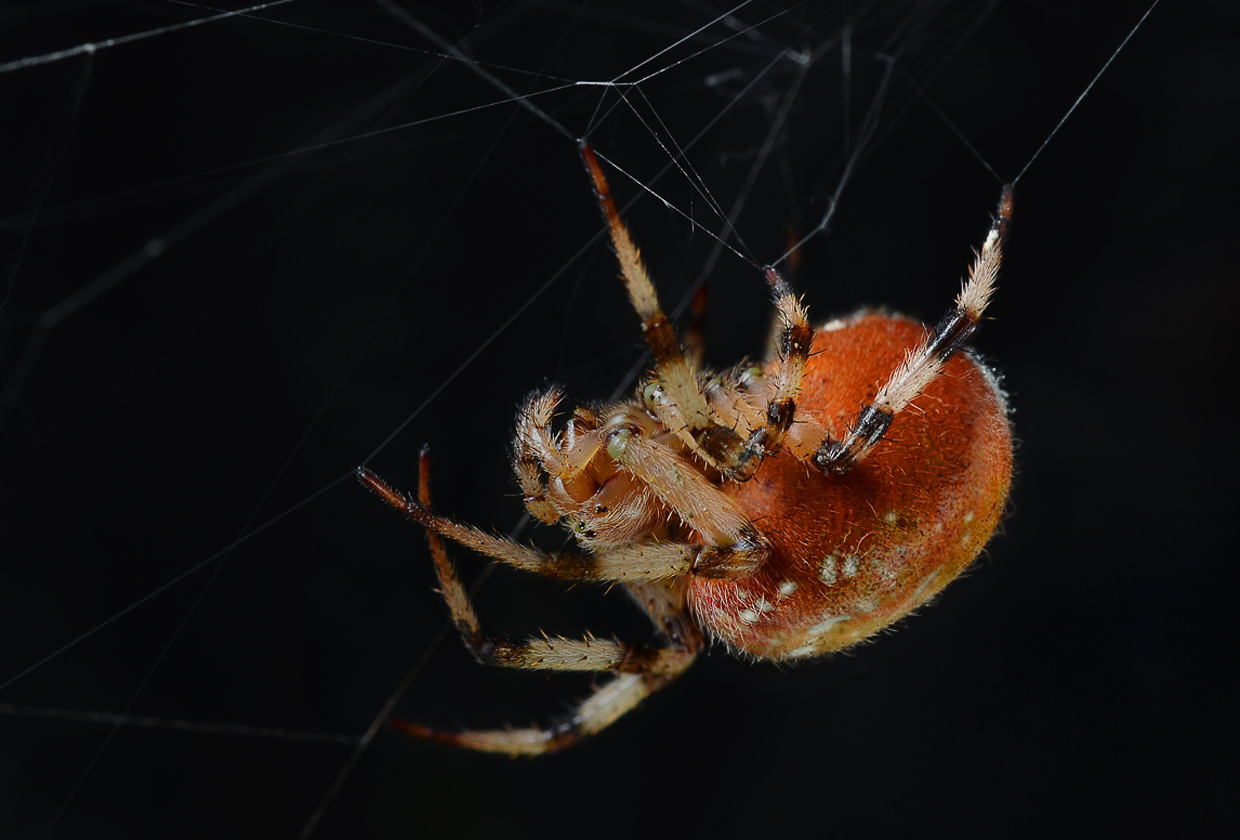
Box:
left=0, top=1, right=1166, bottom=837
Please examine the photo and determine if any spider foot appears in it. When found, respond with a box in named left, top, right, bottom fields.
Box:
left=390, top=717, right=579, bottom=757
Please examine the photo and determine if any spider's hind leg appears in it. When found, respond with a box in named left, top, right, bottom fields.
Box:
left=581, top=142, right=756, bottom=479
left=392, top=664, right=693, bottom=756
left=380, top=449, right=699, bottom=756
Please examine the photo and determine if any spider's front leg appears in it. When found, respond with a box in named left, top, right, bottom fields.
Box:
left=581, top=142, right=820, bottom=483
left=728, top=266, right=816, bottom=465
left=809, top=186, right=1012, bottom=474
left=696, top=187, right=1013, bottom=480
left=581, top=142, right=767, bottom=480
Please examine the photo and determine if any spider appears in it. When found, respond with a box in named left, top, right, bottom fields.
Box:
left=358, top=142, right=1013, bottom=756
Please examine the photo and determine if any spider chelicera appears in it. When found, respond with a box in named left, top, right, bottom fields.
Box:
left=358, top=142, right=1013, bottom=756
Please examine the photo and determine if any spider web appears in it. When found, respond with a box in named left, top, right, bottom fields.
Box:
left=0, top=1, right=1180, bottom=837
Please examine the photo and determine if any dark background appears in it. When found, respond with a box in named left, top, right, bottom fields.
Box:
left=1, top=1, right=1235, bottom=837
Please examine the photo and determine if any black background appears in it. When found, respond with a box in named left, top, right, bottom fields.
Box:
left=1, top=1, right=1236, bottom=837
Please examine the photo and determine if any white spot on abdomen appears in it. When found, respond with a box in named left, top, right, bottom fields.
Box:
left=855, top=596, right=879, bottom=614
left=819, top=554, right=838, bottom=586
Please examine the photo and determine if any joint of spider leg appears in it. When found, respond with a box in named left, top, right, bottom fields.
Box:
left=547, top=719, right=583, bottom=751
left=696, top=423, right=750, bottom=473
left=924, top=308, right=980, bottom=362
left=725, top=437, right=764, bottom=484
left=785, top=331, right=812, bottom=361
left=766, top=398, right=797, bottom=432
left=460, top=629, right=501, bottom=666
left=854, top=405, right=895, bottom=446
left=703, top=374, right=726, bottom=398
left=813, top=405, right=894, bottom=475
left=618, top=644, right=664, bottom=675
left=572, top=404, right=601, bottom=425
left=812, top=439, right=845, bottom=474
left=641, top=313, right=682, bottom=354
left=729, top=394, right=795, bottom=479
left=691, top=531, right=767, bottom=579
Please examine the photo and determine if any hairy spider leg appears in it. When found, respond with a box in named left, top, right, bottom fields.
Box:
left=357, top=466, right=755, bottom=580
left=810, top=186, right=1014, bottom=474
left=391, top=667, right=693, bottom=756
left=580, top=141, right=838, bottom=485
left=728, top=266, right=816, bottom=465
left=511, top=389, right=583, bottom=526
left=580, top=142, right=763, bottom=479
left=382, top=448, right=698, bottom=757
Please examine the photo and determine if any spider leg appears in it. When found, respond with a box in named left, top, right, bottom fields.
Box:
left=602, top=423, right=764, bottom=562
left=410, top=445, right=482, bottom=643
left=392, top=664, right=693, bottom=756
left=512, top=389, right=581, bottom=525
left=409, top=445, right=695, bottom=668
left=625, top=578, right=703, bottom=653
left=726, top=266, right=814, bottom=466
left=388, top=449, right=698, bottom=756
left=580, top=142, right=827, bottom=483
left=812, top=185, right=1013, bottom=475
left=581, top=142, right=758, bottom=479
left=358, top=466, right=759, bottom=580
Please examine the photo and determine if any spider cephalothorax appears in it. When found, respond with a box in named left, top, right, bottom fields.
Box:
left=359, top=142, right=1012, bottom=755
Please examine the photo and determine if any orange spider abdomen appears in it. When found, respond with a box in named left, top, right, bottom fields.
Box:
left=687, top=312, right=1012, bottom=659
